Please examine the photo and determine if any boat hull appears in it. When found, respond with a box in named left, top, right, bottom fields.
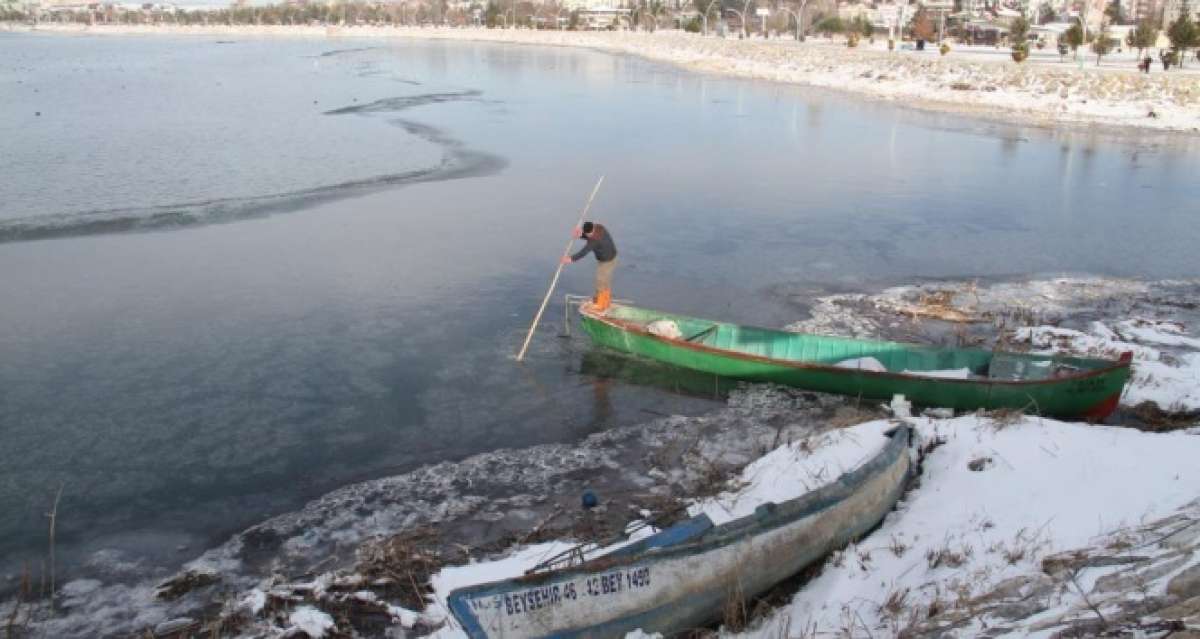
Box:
left=578, top=307, right=1130, bottom=420
left=447, top=427, right=913, bottom=638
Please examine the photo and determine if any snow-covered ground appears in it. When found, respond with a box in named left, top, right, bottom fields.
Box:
left=380, top=410, right=1200, bottom=639
left=9, top=23, right=1200, bottom=134
left=734, top=414, right=1200, bottom=638
left=1013, top=320, right=1200, bottom=412
left=788, top=277, right=1200, bottom=418
left=258, top=411, right=1200, bottom=639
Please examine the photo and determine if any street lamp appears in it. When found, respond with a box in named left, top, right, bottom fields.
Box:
left=701, top=0, right=719, bottom=35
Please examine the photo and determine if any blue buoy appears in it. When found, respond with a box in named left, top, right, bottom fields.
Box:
left=581, top=490, right=598, bottom=509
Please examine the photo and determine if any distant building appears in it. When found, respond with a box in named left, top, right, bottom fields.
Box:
left=837, top=2, right=870, bottom=21
left=1057, top=0, right=1106, bottom=32
left=1030, top=20, right=1069, bottom=42
left=572, top=5, right=629, bottom=27
left=1126, top=0, right=1161, bottom=22
left=560, top=0, right=617, bottom=10
left=1026, top=0, right=1056, bottom=21
left=961, top=0, right=990, bottom=15
left=962, top=19, right=1008, bottom=42
left=920, top=0, right=955, bottom=10
left=1163, top=0, right=1200, bottom=23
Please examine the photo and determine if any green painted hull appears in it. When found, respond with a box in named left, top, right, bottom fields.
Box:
left=579, top=304, right=1131, bottom=420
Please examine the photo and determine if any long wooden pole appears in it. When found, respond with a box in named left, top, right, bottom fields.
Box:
left=515, top=176, right=605, bottom=362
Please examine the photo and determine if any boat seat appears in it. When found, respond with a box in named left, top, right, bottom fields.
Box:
left=601, top=514, right=714, bottom=559
left=988, top=353, right=1053, bottom=381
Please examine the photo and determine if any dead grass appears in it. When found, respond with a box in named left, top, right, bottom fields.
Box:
left=689, top=452, right=747, bottom=501
left=356, top=526, right=453, bottom=610
left=1105, top=533, right=1135, bottom=553
left=3, top=564, right=34, bottom=639
left=989, top=526, right=1049, bottom=567
left=723, top=573, right=748, bottom=632
left=1129, top=401, right=1200, bottom=432
left=1002, top=545, right=1028, bottom=565
left=827, top=404, right=883, bottom=429
left=879, top=586, right=910, bottom=620
left=980, top=406, right=1027, bottom=429
left=967, top=456, right=994, bottom=472
left=926, top=540, right=973, bottom=570
left=155, top=570, right=219, bottom=602
left=891, top=286, right=985, bottom=324
left=856, top=548, right=873, bottom=572
left=925, top=591, right=945, bottom=619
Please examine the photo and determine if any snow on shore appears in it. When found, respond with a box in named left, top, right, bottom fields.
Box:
left=1012, top=320, right=1200, bottom=412
left=787, top=277, right=1200, bottom=415
left=422, top=418, right=898, bottom=637
left=729, top=414, right=1200, bottom=638
left=10, top=23, right=1200, bottom=133
left=393, top=413, right=1200, bottom=639
left=688, top=419, right=895, bottom=525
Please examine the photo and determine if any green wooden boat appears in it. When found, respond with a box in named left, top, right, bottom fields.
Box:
left=579, top=304, right=1132, bottom=420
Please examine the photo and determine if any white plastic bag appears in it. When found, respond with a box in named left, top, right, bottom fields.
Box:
left=647, top=319, right=683, bottom=339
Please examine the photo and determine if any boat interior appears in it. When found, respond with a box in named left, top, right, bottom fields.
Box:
left=599, top=304, right=1108, bottom=381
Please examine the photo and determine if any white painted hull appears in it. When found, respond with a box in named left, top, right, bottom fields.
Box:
left=448, top=426, right=913, bottom=638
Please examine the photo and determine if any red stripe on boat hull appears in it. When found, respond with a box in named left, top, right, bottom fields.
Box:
left=1083, top=393, right=1122, bottom=422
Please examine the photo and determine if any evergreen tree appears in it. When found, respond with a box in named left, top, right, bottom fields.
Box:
left=814, top=15, right=843, bottom=34
left=1092, top=20, right=1113, bottom=63
left=911, top=6, right=935, bottom=40
left=857, top=14, right=873, bottom=37
left=1167, top=0, right=1197, bottom=68
left=1010, top=16, right=1031, bottom=61
left=1064, top=22, right=1085, bottom=59
left=1125, top=18, right=1159, bottom=55
left=1039, top=2, right=1056, bottom=24
left=1104, top=0, right=1124, bottom=24
left=485, top=0, right=501, bottom=27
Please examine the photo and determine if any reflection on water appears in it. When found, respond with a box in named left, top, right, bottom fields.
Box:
left=0, top=32, right=1198, bottom=591
left=579, top=350, right=738, bottom=401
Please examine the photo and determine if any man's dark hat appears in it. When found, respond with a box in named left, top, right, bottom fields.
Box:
left=582, top=222, right=594, bottom=236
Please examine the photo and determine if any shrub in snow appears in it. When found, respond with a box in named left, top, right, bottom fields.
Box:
left=1010, top=17, right=1031, bottom=63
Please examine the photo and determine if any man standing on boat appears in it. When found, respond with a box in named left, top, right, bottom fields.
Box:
left=561, top=221, right=617, bottom=312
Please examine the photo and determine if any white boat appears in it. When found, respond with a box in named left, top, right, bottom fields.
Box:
left=446, top=425, right=915, bottom=638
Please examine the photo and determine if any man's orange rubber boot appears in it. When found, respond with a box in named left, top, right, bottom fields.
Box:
left=594, top=289, right=612, bottom=312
